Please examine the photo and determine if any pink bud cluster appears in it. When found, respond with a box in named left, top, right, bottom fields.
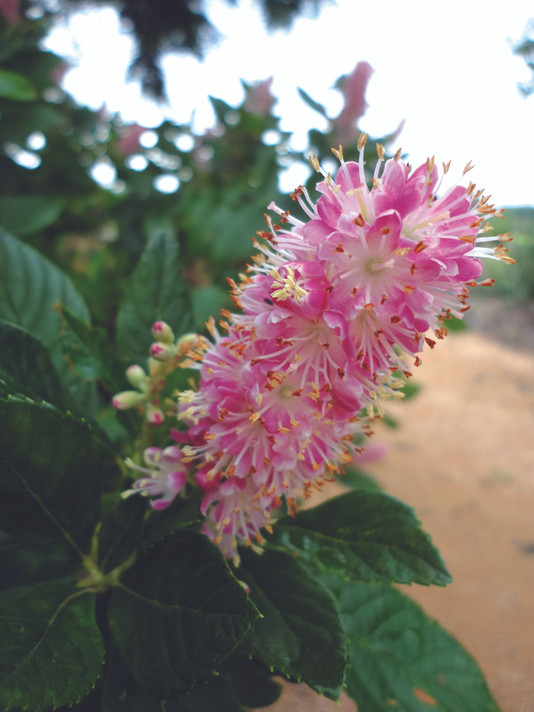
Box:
left=113, top=322, right=203, bottom=425
left=116, top=139, right=511, bottom=559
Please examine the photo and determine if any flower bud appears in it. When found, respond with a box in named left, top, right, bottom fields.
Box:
left=146, top=404, right=164, bottom=425
left=126, top=364, right=147, bottom=389
left=112, top=390, right=141, bottom=410
left=149, top=342, right=176, bottom=362
left=152, top=320, right=175, bottom=344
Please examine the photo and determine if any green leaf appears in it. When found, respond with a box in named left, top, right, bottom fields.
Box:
left=0, top=318, right=70, bottom=409
left=97, top=494, right=148, bottom=574
left=0, top=67, right=37, bottom=100
left=238, top=548, right=346, bottom=700
left=221, top=655, right=282, bottom=709
left=297, top=87, right=328, bottom=117
left=339, top=466, right=383, bottom=491
left=108, top=530, right=259, bottom=696
left=0, top=396, right=120, bottom=557
left=0, top=228, right=90, bottom=347
left=102, top=641, right=246, bottom=712
left=138, top=492, right=202, bottom=553
left=0, top=578, right=105, bottom=712
left=270, top=491, right=451, bottom=586
left=60, top=307, right=129, bottom=394
left=191, top=284, right=230, bottom=331
left=116, top=232, right=194, bottom=364
left=327, top=579, right=502, bottom=712
left=0, top=195, right=65, bottom=236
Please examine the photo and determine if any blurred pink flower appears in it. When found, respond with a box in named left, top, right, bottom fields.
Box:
left=116, top=123, right=145, bottom=157
left=331, top=61, right=373, bottom=145
left=245, top=77, right=275, bottom=116
left=0, top=0, right=20, bottom=24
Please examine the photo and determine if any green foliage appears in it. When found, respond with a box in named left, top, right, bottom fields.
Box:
left=0, top=578, right=104, bottom=712
left=482, top=207, right=534, bottom=301
left=238, top=548, right=347, bottom=700
left=0, top=229, right=89, bottom=346
left=0, top=67, right=37, bottom=100
left=108, top=531, right=259, bottom=696
left=0, top=194, right=65, bottom=235
left=0, top=396, right=119, bottom=555
left=0, top=318, right=70, bottom=408
left=116, top=231, right=194, bottom=364
left=324, top=577, right=501, bottom=712
left=269, top=490, right=451, bottom=586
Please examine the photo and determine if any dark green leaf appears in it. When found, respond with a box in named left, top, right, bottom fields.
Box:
left=238, top=548, right=346, bottom=700
left=0, top=228, right=90, bottom=347
left=60, top=307, right=129, bottom=394
left=0, top=396, right=120, bottom=556
left=116, top=232, right=194, bottom=364
left=138, top=492, right=202, bottom=553
left=0, top=195, right=65, bottom=236
left=0, top=67, right=37, bottom=100
left=339, top=466, right=383, bottom=491
left=0, top=578, right=104, bottom=712
left=108, top=530, right=258, bottom=696
left=0, top=318, right=70, bottom=409
left=297, top=87, right=328, bottom=117
left=222, top=655, right=282, bottom=708
left=102, top=641, right=246, bottom=712
left=327, top=579, right=501, bottom=712
left=97, top=494, right=148, bottom=574
left=169, top=677, right=244, bottom=712
left=270, top=491, right=451, bottom=586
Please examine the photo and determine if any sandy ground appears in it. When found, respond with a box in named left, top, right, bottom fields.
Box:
left=258, top=299, right=534, bottom=712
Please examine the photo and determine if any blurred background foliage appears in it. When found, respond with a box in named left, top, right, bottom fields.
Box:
left=1, top=0, right=533, bottom=346
left=0, top=1, right=393, bottom=337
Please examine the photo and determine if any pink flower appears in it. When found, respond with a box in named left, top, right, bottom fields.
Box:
left=123, top=446, right=188, bottom=510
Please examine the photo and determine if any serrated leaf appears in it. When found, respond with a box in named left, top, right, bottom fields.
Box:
left=0, top=578, right=105, bottom=712
left=0, top=195, right=65, bottom=236
left=326, top=579, right=501, bottom=712
left=108, top=530, right=258, bottom=697
left=0, top=228, right=90, bottom=347
left=270, top=491, right=451, bottom=586
left=116, top=232, right=194, bottom=365
left=0, top=396, right=120, bottom=556
left=0, top=318, right=70, bottom=409
left=238, top=548, right=346, bottom=700
left=0, top=67, right=37, bottom=100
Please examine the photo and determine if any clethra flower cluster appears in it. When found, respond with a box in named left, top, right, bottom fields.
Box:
left=114, top=137, right=512, bottom=559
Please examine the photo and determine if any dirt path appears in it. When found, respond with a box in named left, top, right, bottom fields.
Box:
left=368, top=329, right=534, bottom=712
left=261, top=317, right=534, bottom=711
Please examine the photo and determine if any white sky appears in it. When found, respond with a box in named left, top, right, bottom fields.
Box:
left=44, top=0, right=534, bottom=206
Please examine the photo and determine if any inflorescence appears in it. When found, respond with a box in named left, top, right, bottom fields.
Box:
left=113, top=137, right=512, bottom=559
